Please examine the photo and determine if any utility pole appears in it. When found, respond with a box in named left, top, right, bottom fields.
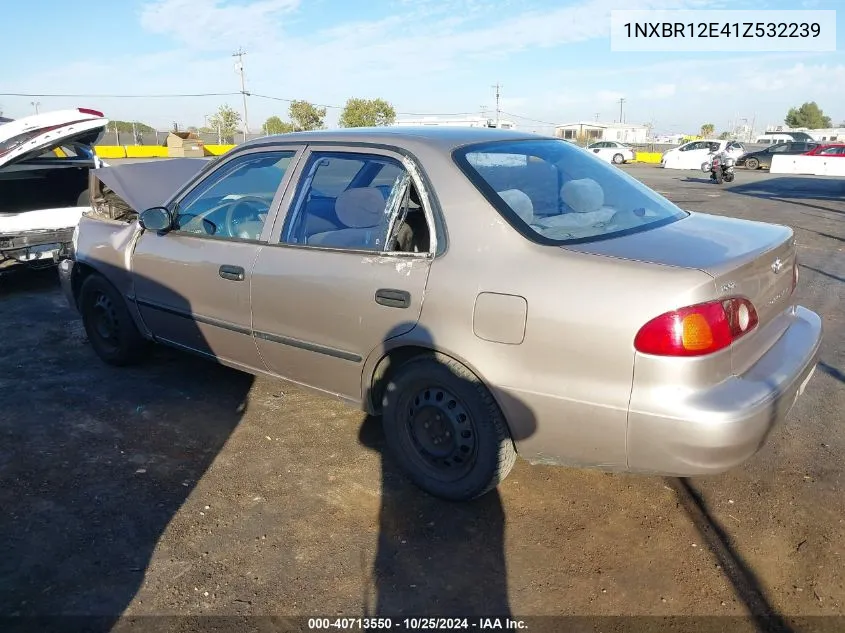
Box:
left=595, top=112, right=600, bottom=122
left=618, top=97, right=626, bottom=124
left=233, top=47, right=249, bottom=142
left=492, top=82, right=502, bottom=128
left=31, top=101, right=40, bottom=114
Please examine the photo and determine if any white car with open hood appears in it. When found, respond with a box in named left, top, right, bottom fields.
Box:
left=0, top=108, right=109, bottom=273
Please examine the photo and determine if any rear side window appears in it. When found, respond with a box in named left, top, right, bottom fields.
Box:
left=454, top=139, right=687, bottom=245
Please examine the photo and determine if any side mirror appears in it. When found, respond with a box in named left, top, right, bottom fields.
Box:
left=138, top=206, right=173, bottom=232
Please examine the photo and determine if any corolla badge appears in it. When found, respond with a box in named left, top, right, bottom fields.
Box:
left=771, top=258, right=785, bottom=274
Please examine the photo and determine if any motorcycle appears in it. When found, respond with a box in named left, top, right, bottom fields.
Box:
left=701, top=151, right=735, bottom=184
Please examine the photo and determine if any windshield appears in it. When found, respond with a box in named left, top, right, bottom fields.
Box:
left=453, top=138, right=688, bottom=244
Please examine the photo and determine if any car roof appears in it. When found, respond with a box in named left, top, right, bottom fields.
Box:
left=237, top=126, right=547, bottom=153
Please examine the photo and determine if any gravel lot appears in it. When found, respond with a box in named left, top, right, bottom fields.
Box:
left=0, top=165, right=843, bottom=631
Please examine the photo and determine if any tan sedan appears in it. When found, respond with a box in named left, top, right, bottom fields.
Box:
left=60, top=128, right=822, bottom=501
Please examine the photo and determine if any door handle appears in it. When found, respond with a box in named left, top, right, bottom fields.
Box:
left=375, top=288, right=411, bottom=309
left=219, top=265, right=245, bottom=281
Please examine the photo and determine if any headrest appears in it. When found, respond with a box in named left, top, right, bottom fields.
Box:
left=561, top=178, right=604, bottom=214
left=335, top=187, right=387, bottom=228
left=497, top=189, right=534, bottom=223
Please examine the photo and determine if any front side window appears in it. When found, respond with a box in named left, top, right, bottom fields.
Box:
left=281, top=152, right=431, bottom=253
left=454, top=138, right=687, bottom=244
left=173, top=150, right=294, bottom=241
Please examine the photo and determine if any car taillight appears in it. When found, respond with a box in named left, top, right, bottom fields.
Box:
left=78, top=108, right=104, bottom=117
left=634, top=298, right=759, bottom=357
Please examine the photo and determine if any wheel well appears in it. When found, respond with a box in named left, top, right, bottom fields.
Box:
left=367, top=345, right=435, bottom=415
left=70, top=261, right=98, bottom=308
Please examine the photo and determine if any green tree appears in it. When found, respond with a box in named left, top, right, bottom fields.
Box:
left=262, top=115, right=294, bottom=135
left=110, top=120, right=155, bottom=133
left=289, top=100, right=326, bottom=131
left=785, top=102, right=832, bottom=129
left=699, top=123, right=715, bottom=137
left=718, top=131, right=731, bottom=140
left=338, top=97, right=396, bottom=128
left=207, top=104, right=242, bottom=144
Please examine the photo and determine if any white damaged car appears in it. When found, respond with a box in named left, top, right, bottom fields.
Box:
left=0, top=108, right=109, bottom=273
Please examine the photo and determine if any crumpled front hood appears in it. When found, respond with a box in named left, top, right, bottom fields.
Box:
left=92, top=158, right=210, bottom=213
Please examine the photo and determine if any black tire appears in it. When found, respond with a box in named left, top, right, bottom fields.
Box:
left=724, top=172, right=735, bottom=183
left=612, top=153, right=624, bottom=165
left=715, top=172, right=723, bottom=184
left=79, top=274, right=149, bottom=366
left=745, top=157, right=759, bottom=170
left=381, top=354, right=517, bottom=501
left=76, top=188, right=90, bottom=207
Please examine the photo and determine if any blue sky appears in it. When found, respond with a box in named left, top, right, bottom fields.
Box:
left=1, top=0, right=843, bottom=134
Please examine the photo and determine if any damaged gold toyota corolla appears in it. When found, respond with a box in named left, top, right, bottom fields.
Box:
left=59, top=127, right=822, bottom=501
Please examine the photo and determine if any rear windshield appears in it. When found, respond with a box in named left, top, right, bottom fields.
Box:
left=453, top=138, right=688, bottom=244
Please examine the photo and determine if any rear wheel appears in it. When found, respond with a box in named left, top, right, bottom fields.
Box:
left=745, top=157, right=760, bottom=170
left=80, top=274, right=149, bottom=366
left=724, top=172, right=735, bottom=183
left=381, top=355, right=517, bottom=501
left=715, top=171, right=724, bottom=184
left=612, top=153, right=625, bottom=164
left=76, top=188, right=90, bottom=207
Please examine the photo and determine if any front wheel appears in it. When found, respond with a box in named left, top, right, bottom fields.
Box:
left=381, top=355, right=517, bottom=501
left=612, top=153, right=624, bottom=165
left=80, top=274, right=150, bottom=366
left=745, top=157, right=760, bottom=170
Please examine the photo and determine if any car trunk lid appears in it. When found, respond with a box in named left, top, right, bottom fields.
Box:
left=0, top=109, right=108, bottom=170
left=563, top=212, right=797, bottom=372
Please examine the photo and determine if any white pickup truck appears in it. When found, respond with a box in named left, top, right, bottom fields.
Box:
left=0, top=108, right=109, bottom=273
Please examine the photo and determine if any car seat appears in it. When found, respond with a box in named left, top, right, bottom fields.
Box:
left=307, top=187, right=388, bottom=249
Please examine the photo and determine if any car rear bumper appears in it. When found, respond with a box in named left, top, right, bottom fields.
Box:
left=0, top=228, right=74, bottom=271
left=626, top=305, right=823, bottom=475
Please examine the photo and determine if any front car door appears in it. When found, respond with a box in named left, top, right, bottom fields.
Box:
left=131, top=147, right=302, bottom=370
left=250, top=146, right=437, bottom=402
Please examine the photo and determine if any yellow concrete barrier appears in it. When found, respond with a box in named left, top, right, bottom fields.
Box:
left=204, top=144, right=236, bottom=156
left=125, top=145, right=169, bottom=158
left=634, top=151, right=663, bottom=164
left=95, top=146, right=127, bottom=159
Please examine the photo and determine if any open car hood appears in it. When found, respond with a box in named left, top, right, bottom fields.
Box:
left=0, top=108, right=109, bottom=170
left=92, top=158, right=210, bottom=213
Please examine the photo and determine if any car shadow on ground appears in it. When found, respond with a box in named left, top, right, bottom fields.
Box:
left=358, top=323, right=537, bottom=618
left=0, top=265, right=253, bottom=631
left=726, top=177, right=845, bottom=216
left=668, top=373, right=804, bottom=633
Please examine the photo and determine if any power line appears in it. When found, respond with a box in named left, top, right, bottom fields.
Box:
left=2, top=90, right=558, bottom=126
left=0, top=92, right=241, bottom=98
left=492, top=82, right=502, bottom=127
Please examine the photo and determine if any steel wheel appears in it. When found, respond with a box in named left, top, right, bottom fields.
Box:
left=745, top=157, right=759, bottom=170
left=403, top=384, right=478, bottom=481
left=90, top=291, right=121, bottom=353
left=612, top=153, right=624, bottom=164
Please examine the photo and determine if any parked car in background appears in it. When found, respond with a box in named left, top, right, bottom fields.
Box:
left=803, top=144, right=845, bottom=157
left=586, top=141, right=635, bottom=164
left=0, top=108, right=108, bottom=273
left=737, top=141, right=820, bottom=170
left=62, top=127, right=821, bottom=501
left=661, top=139, right=746, bottom=170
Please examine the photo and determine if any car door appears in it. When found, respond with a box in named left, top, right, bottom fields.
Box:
left=250, top=146, right=437, bottom=401
left=131, top=147, right=302, bottom=370
left=676, top=141, right=707, bottom=169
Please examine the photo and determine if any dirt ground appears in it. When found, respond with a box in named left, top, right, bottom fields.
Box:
left=0, top=166, right=843, bottom=632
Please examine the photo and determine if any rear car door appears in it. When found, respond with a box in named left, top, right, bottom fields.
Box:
left=131, top=147, right=302, bottom=370
left=250, top=146, right=437, bottom=401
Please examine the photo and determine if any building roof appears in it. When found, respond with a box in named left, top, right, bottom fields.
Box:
left=555, top=121, right=648, bottom=129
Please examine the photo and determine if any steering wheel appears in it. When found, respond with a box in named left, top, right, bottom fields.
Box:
left=223, top=196, right=270, bottom=238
